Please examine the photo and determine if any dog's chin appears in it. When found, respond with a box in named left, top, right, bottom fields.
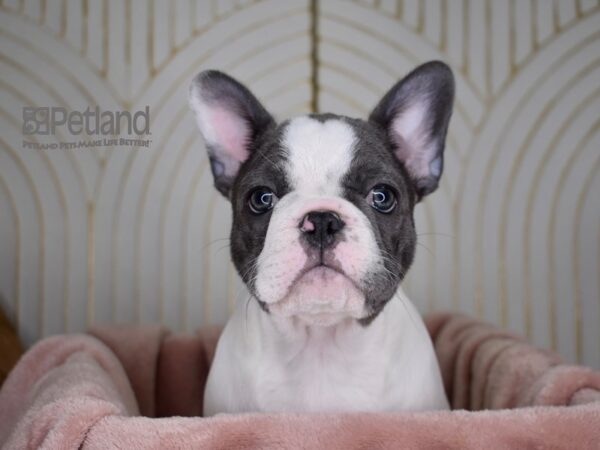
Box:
left=267, top=266, right=367, bottom=326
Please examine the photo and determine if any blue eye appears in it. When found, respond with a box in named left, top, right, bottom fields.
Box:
left=248, top=187, right=278, bottom=214
left=369, top=185, right=397, bottom=213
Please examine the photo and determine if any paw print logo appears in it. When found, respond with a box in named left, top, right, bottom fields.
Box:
left=22, top=107, right=50, bottom=135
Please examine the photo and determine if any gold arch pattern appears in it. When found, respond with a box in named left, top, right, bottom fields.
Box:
left=0, top=0, right=598, bottom=369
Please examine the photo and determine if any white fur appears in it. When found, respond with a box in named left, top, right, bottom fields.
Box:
left=284, top=116, right=355, bottom=195
left=204, top=287, right=448, bottom=414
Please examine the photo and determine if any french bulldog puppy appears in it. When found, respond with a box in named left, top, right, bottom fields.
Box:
left=189, top=61, right=454, bottom=415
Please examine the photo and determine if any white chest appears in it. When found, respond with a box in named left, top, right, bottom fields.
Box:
left=203, top=292, right=449, bottom=415
left=252, top=330, right=390, bottom=412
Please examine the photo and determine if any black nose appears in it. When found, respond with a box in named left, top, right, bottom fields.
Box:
left=301, top=211, right=345, bottom=249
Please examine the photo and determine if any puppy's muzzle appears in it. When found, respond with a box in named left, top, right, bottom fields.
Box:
left=300, top=210, right=345, bottom=249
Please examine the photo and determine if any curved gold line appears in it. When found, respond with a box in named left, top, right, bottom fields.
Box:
left=310, top=0, right=319, bottom=112
left=134, top=106, right=189, bottom=324
left=242, top=52, right=310, bottom=86
left=473, top=34, right=600, bottom=328
left=131, top=6, right=308, bottom=107
left=142, top=24, right=307, bottom=116
left=321, top=29, right=477, bottom=131
left=101, top=0, right=107, bottom=77
left=572, top=154, right=600, bottom=363
left=261, top=79, right=311, bottom=104
left=0, top=60, right=102, bottom=331
left=188, top=0, right=195, bottom=41
left=320, top=9, right=488, bottom=108
left=499, top=62, right=600, bottom=339
left=220, top=22, right=308, bottom=74
left=485, top=0, right=492, bottom=97
left=461, top=0, right=469, bottom=75
left=508, top=0, right=516, bottom=72
left=125, top=0, right=131, bottom=89
left=536, top=0, right=557, bottom=47
left=110, top=140, right=140, bottom=322
left=552, top=0, right=560, bottom=31
left=318, top=82, right=369, bottom=113
left=0, top=43, right=93, bottom=202
left=523, top=93, right=600, bottom=351
left=0, top=23, right=110, bottom=107
left=394, top=0, right=403, bottom=20
left=147, top=0, right=154, bottom=76
left=158, top=131, right=196, bottom=325
left=82, top=0, right=88, bottom=55
left=180, top=157, right=209, bottom=331
left=39, top=0, right=46, bottom=26
left=493, top=5, right=600, bottom=97
left=0, top=106, right=71, bottom=336
left=531, top=0, right=539, bottom=50
left=0, top=136, right=44, bottom=341
left=0, top=171, right=21, bottom=328
left=440, top=0, right=448, bottom=53
left=548, top=120, right=600, bottom=359
left=282, top=101, right=313, bottom=116
left=223, top=40, right=310, bottom=85
left=416, top=0, right=424, bottom=33
left=87, top=202, right=95, bottom=325
left=320, top=60, right=392, bottom=97
left=58, top=0, right=66, bottom=39
left=168, top=0, right=175, bottom=55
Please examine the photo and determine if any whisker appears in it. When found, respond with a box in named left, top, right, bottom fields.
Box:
left=398, top=292, right=417, bottom=329
left=200, top=237, right=231, bottom=252
left=256, top=150, right=281, bottom=171
left=416, top=232, right=454, bottom=239
left=416, top=241, right=435, bottom=259
left=214, top=244, right=231, bottom=257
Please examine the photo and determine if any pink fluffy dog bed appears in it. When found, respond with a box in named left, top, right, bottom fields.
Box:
left=1, top=313, right=599, bottom=449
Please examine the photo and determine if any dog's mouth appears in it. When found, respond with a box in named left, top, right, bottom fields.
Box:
left=288, top=259, right=364, bottom=297
left=297, top=263, right=348, bottom=284
left=295, top=261, right=347, bottom=282
left=268, top=263, right=367, bottom=325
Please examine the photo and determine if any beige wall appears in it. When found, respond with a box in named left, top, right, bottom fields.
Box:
left=0, top=0, right=598, bottom=369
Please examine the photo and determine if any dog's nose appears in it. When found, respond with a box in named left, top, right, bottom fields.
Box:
left=300, top=211, right=345, bottom=249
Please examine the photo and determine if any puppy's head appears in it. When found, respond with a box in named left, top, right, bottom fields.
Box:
left=189, top=62, right=454, bottom=326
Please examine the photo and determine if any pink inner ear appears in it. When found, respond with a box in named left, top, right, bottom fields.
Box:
left=210, top=106, right=251, bottom=165
left=390, top=103, right=437, bottom=180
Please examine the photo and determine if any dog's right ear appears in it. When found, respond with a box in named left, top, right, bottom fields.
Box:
left=189, top=70, right=275, bottom=198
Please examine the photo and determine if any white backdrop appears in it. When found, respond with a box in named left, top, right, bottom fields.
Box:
left=0, top=0, right=598, bottom=369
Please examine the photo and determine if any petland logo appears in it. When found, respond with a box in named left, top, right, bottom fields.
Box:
left=22, top=106, right=152, bottom=150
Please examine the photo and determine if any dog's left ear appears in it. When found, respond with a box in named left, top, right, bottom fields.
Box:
left=369, top=61, right=454, bottom=199
left=189, top=70, right=275, bottom=198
